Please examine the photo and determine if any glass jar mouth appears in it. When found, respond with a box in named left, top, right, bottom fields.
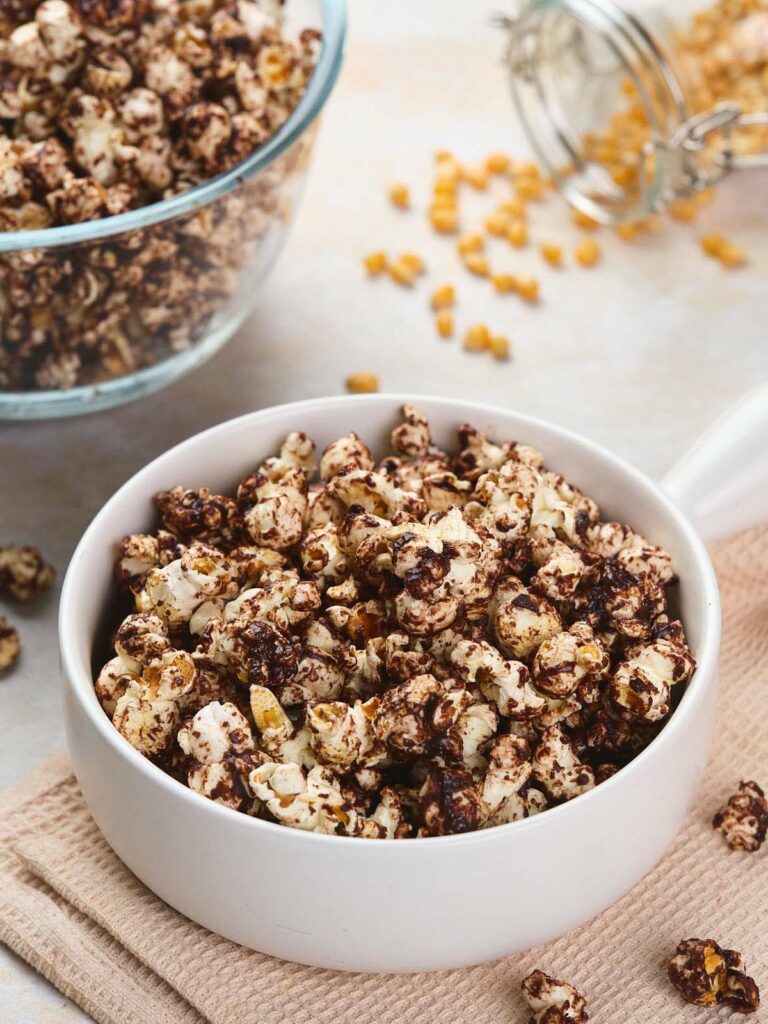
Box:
left=504, top=0, right=689, bottom=224
left=0, top=0, right=347, bottom=254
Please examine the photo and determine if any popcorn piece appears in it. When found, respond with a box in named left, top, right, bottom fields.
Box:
left=480, top=735, right=536, bottom=827
left=0, top=545, right=55, bottom=602
left=178, top=701, right=264, bottom=810
left=249, top=762, right=360, bottom=835
left=113, top=692, right=180, bottom=757
left=668, top=938, right=760, bottom=1013
left=0, top=616, right=20, bottom=673
left=420, top=765, right=484, bottom=836
left=468, top=461, right=537, bottom=543
left=372, top=673, right=470, bottom=759
left=237, top=433, right=314, bottom=550
left=451, top=638, right=545, bottom=720
left=532, top=622, right=609, bottom=701
left=454, top=423, right=543, bottom=482
left=434, top=700, right=499, bottom=770
left=320, top=432, right=375, bottom=482
left=299, top=523, right=349, bottom=587
left=583, top=562, right=667, bottom=640
left=712, top=781, right=768, bottom=852
left=530, top=472, right=599, bottom=545
left=223, top=568, right=321, bottom=632
left=306, top=698, right=379, bottom=770
left=585, top=521, right=675, bottom=584
left=391, top=404, right=431, bottom=459
left=521, top=970, right=588, bottom=1024
left=136, top=543, right=240, bottom=628
left=492, top=577, right=563, bottom=661
left=529, top=530, right=590, bottom=603
left=249, top=685, right=314, bottom=766
left=532, top=725, right=595, bottom=801
left=115, top=530, right=182, bottom=585
left=155, top=486, right=240, bottom=547
left=610, top=628, right=696, bottom=722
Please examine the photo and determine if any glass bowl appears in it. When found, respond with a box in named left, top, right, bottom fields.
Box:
left=0, top=0, right=346, bottom=420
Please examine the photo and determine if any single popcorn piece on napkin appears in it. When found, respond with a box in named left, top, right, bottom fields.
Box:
left=712, top=780, right=768, bottom=852
left=521, top=969, right=588, bottom=1023
left=0, top=616, right=21, bottom=673
left=668, top=938, right=760, bottom=1013
left=0, top=544, right=55, bottom=602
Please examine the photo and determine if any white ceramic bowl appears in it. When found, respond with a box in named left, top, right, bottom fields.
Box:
left=60, top=394, right=726, bottom=974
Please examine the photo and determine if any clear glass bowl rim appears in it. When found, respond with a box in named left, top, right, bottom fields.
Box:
left=0, top=0, right=347, bottom=254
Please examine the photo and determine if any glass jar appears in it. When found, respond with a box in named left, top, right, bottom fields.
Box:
left=0, top=0, right=346, bottom=420
left=498, top=0, right=768, bottom=224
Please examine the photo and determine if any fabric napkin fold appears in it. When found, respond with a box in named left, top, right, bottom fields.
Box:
left=1, top=524, right=767, bottom=1024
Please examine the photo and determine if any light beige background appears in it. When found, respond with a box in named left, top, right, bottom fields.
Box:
left=1, top=1, right=767, bottom=1018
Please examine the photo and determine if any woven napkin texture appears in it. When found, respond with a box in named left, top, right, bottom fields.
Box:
left=1, top=525, right=766, bottom=1024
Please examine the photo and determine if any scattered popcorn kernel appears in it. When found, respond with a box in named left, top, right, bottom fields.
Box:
left=516, top=276, right=540, bottom=302
left=457, top=233, right=484, bottom=256
left=490, top=335, right=511, bottom=361
left=345, top=373, right=380, bottom=394
left=463, top=253, right=490, bottom=277
left=491, top=273, right=517, bottom=294
left=435, top=310, right=454, bottom=339
left=515, top=161, right=541, bottom=180
left=399, top=252, right=426, bottom=275
left=500, top=197, right=527, bottom=218
left=669, top=198, right=701, bottom=222
left=430, top=284, right=456, bottom=310
left=575, top=239, right=601, bottom=267
left=464, top=323, right=491, bottom=352
left=506, top=220, right=528, bottom=247
left=462, top=165, right=489, bottom=190
left=718, top=242, right=747, bottom=268
left=388, top=183, right=410, bottom=209
left=430, top=206, right=459, bottom=234
left=616, top=221, right=640, bottom=242
left=485, top=152, right=510, bottom=174
left=540, top=242, right=563, bottom=266
left=485, top=209, right=509, bottom=236
left=701, top=233, right=726, bottom=256
left=388, top=257, right=422, bottom=287
left=0, top=545, right=55, bottom=603
left=363, top=251, right=387, bottom=276
left=572, top=208, right=600, bottom=231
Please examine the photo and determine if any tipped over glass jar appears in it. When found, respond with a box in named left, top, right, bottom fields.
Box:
left=0, top=0, right=345, bottom=419
left=498, top=0, right=768, bottom=225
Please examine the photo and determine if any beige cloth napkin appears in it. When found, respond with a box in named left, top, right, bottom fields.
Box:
left=1, top=525, right=767, bottom=1024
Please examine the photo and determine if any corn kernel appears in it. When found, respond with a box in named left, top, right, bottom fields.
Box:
left=490, top=334, right=512, bottom=361
left=363, top=251, right=387, bottom=276
left=516, top=276, right=540, bottom=302
left=505, top=220, right=528, bottom=247
left=701, top=233, right=726, bottom=256
left=540, top=241, right=563, bottom=266
left=430, top=283, right=456, bottom=310
left=389, top=183, right=410, bottom=209
left=485, top=209, right=509, bottom=236
left=575, top=239, right=601, bottom=267
left=434, top=149, right=454, bottom=162
left=500, top=197, right=527, bottom=218
left=485, top=152, right=511, bottom=174
left=616, top=222, right=640, bottom=242
left=464, top=323, right=491, bottom=352
left=491, top=273, right=517, bottom=294
left=429, top=207, right=459, bottom=234
left=433, top=179, right=458, bottom=199
left=516, top=177, right=545, bottom=201
left=463, top=253, right=490, bottom=277
left=346, top=372, right=379, bottom=394
left=718, top=242, right=746, bottom=268
left=572, top=208, right=600, bottom=231
left=463, top=165, right=489, bottom=190
left=388, top=258, right=417, bottom=287
left=435, top=310, right=454, bottom=338
left=457, top=233, right=484, bottom=256
left=399, top=252, right=425, bottom=275
left=669, top=198, right=701, bottom=222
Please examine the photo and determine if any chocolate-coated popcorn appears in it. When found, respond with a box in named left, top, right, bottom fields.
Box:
left=95, top=406, right=694, bottom=837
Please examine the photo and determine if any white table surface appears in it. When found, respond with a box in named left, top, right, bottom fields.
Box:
left=1, top=2, right=767, bottom=1019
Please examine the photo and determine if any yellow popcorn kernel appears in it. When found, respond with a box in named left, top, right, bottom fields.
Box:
left=540, top=241, right=563, bottom=266
left=489, top=334, right=512, bottom=361
left=572, top=208, right=600, bottom=231
left=429, top=205, right=459, bottom=234
left=430, top=283, right=456, bottom=310
left=388, top=183, right=410, bottom=209
left=516, top=276, right=540, bottom=302
left=505, top=220, right=528, bottom=247
left=457, top=233, right=485, bottom=256
left=485, top=152, right=511, bottom=174
left=485, top=209, right=510, bottom=236
left=435, top=310, right=454, bottom=338
left=464, top=323, right=491, bottom=352
left=575, top=239, right=601, bottom=267
left=345, top=373, right=379, bottom=393
left=363, top=251, right=387, bottom=276
left=463, top=253, right=490, bottom=277
left=399, top=252, right=426, bottom=275
left=491, top=273, right=517, bottom=294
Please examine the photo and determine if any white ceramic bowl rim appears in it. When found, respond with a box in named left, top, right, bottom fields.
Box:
left=59, top=394, right=721, bottom=850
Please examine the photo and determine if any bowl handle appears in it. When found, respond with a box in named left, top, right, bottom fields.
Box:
left=661, top=383, right=768, bottom=543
